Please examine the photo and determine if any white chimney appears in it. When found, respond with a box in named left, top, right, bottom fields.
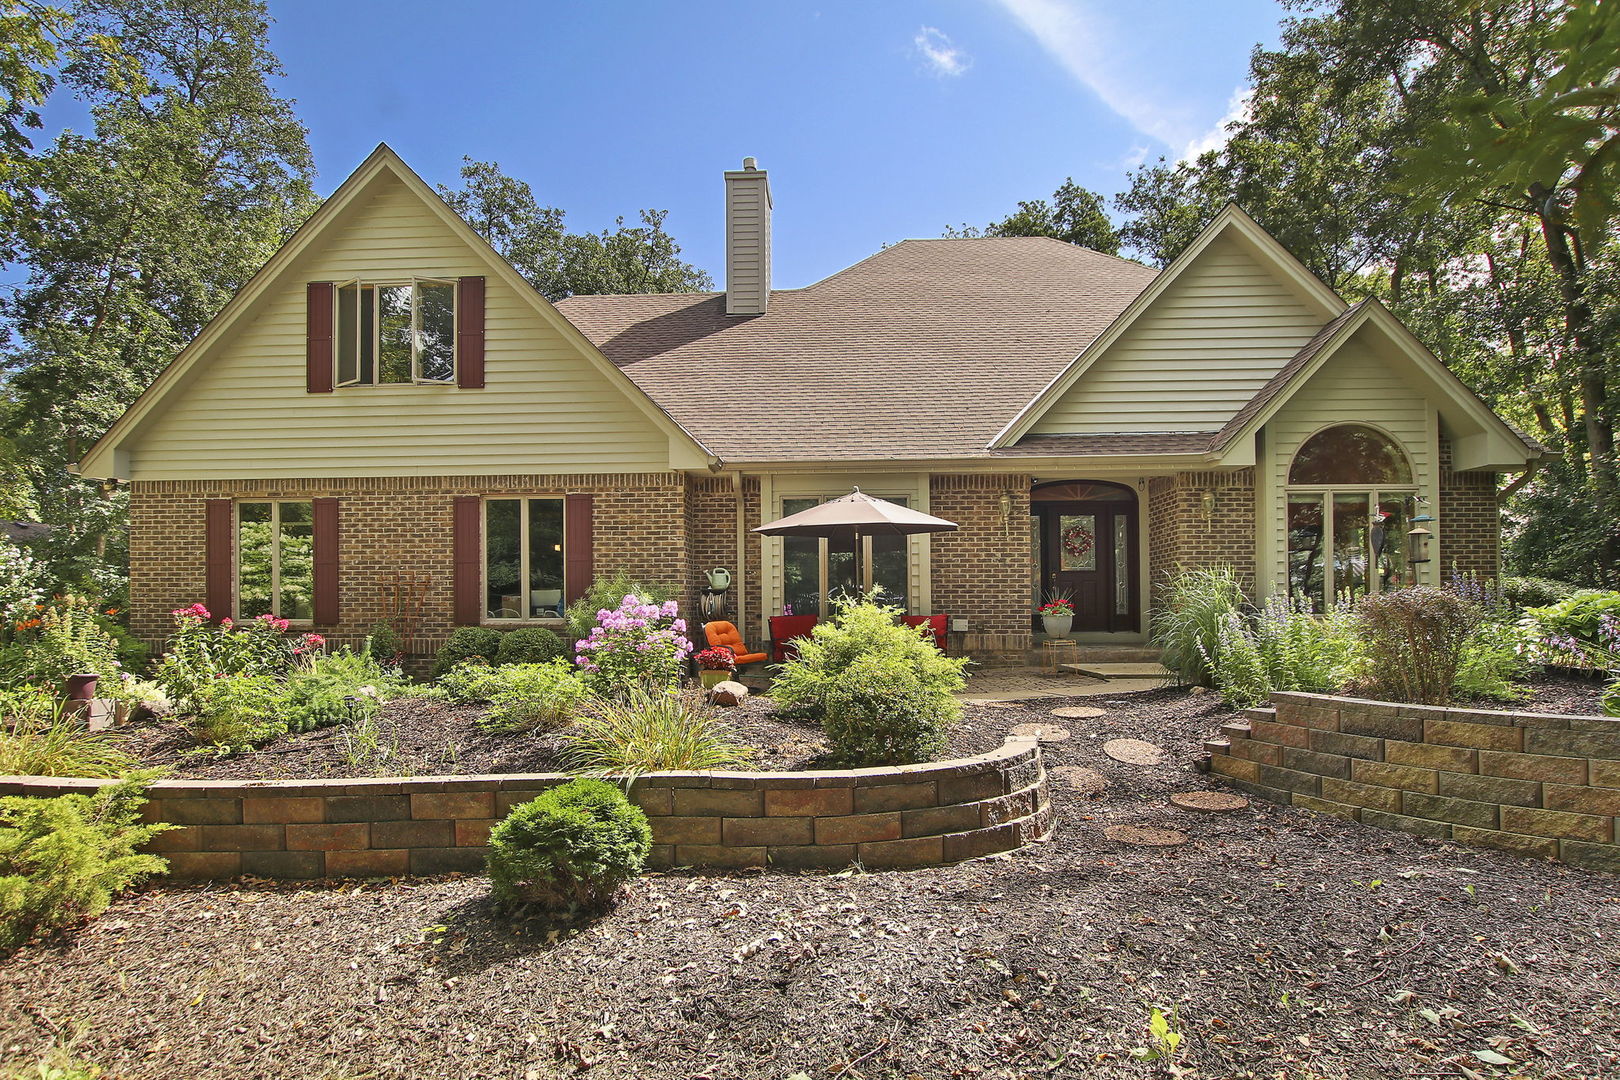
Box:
left=724, top=157, right=772, bottom=316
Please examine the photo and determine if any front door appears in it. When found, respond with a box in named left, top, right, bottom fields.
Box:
left=1040, top=501, right=1138, bottom=633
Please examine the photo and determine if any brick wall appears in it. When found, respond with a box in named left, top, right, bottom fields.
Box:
left=1146, top=469, right=1256, bottom=608
left=1209, top=692, right=1620, bottom=871
left=129, top=474, right=691, bottom=654
left=1438, top=439, right=1501, bottom=580
left=0, top=738, right=1052, bottom=878
left=929, top=475, right=1034, bottom=662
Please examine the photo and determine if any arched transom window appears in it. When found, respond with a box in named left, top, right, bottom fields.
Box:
left=1286, top=424, right=1418, bottom=610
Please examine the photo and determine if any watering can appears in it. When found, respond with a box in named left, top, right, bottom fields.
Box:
left=706, top=568, right=732, bottom=591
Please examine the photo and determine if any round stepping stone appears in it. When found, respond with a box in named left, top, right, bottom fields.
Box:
left=1051, top=765, right=1107, bottom=796
left=1104, top=824, right=1188, bottom=847
left=1050, top=706, right=1106, bottom=719
left=1102, top=738, right=1166, bottom=766
left=972, top=700, right=1023, bottom=710
left=1170, top=791, right=1250, bottom=813
left=1011, top=723, right=1072, bottom=743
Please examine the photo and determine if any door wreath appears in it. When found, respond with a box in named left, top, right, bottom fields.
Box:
left=1061, top=520, right=1096, bottom=570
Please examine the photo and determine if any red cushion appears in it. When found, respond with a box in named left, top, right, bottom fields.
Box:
left=900, top=614, right=948, bottom=652
left=769, top=614, right=820, bottom=663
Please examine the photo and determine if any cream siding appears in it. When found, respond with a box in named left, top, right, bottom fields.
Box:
left=1031, top=234, right=1328, bottom=435
left=1258, top=333, right=1441, bottom=597
left=125, top=174, right=674, bottom=479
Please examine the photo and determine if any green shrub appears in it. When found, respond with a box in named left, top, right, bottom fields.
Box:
left=439, top=659, right=507, bottom=703
left=1499, top=576, right=1579, bottom=610
left=564, top=570, right=678, bottom=640
left=190, top=674, right=289, bottom=750
left=1454, top=624, right=1534, bottom=702
left=771, top=595, right=966, bottom=765
left=151, top=605, right=298, bottom=713
left=487, top=778, right=651, bottom=916
left=1525, top=589, right=1620, bottom=665
left=0, top=688, right=139, bottom=778
left=283, top=648, right=399, bottom=733
left=1207, top=597, right=1355, bottom=708
left=366, top=620, right=402, bottom=664
left=1603, top=674, right=1619, bottom=717
left=496, top=627, right=564, bottom=665
left=433, top=627, right=503, bottom=677
left=1151, top=567, right=1246, bottom=687
left=481, top=660, right=591, bottom=733
left=561, top=690, right=750, bottom=774
left=1353, top=586, right=1485, bottom=706
left=0, top=772, right=175, bottom=949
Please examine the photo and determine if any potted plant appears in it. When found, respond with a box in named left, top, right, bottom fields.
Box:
left=1038, top=591, right=1075, bottom=638
left=693, top=646, right=737, bottom=690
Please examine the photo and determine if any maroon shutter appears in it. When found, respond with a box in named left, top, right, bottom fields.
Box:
left=312, top=498, right=339, bottom=625
left=564, top=493, right=594, bottom=604
left=306, top=282, right=335, bottom=393
left=204, top=499, right=234, bottom=621
left=452, top=496, right=483, bottom=625
left=456, top=276, right=485, bottom=388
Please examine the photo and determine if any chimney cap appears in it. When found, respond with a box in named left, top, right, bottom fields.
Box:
left=742, top=156, right=758, bottom=170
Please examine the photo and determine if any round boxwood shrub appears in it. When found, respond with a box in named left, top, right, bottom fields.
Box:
left=487, top=779, right=652, bottom=916
left=495, top=627, right=564, bottom=665
left=433, top=626, right=502, bottom=677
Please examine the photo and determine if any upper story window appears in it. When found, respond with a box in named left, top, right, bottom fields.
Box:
left=336, top=279, right=456, bottom=386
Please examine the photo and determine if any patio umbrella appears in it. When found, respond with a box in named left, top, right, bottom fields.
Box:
left=753, top=487, right=958, bottom=599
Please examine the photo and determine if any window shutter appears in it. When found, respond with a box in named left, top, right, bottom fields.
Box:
left=564, top=493, right=594, bottom=605
left=452, top=496, right=483, bottom=625
left=456, top=276, right=485, bottom=389
left=306, top=282, right=335, bottom=393
left=204, top=499, right=234, bottom=620
left=312, top=498, right=340, bottom=625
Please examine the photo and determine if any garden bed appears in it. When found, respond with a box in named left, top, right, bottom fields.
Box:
left=4, top=681, right=1618, bottom=1079
left=111, top=689, right=1011, bottom=781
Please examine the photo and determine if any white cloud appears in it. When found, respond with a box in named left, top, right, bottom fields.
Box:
left=915, top=26, right=971, bottom=77
left=994, top=0, right=1240, bottom=162
left=1181, top=86, right=1251, bottom=160
left=1118, top=143, right=1152, bottom=171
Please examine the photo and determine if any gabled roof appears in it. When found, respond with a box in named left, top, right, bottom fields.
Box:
left=558, top=237, right=1158, bottom=462
left=77, top=145, right=713, bottom=479
left=990, top=204, right=1348, bottom=448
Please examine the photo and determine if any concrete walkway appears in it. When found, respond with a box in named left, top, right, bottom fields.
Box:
left=958, top=665, right=1171, bottom=703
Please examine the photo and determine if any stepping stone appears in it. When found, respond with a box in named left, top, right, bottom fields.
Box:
left=1051, top=706, right=1106, bottom=719
left=1102, top=738, right=1166, bottom=766
left=1170, top=791, right=1250, bottom=813
left=1104, top=824, right=1188, bottom=847
left=1051, top=765, right=1107, bottom=796
left=1011, top=724, right=1072, bottom=743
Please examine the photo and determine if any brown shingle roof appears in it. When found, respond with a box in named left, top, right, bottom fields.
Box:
left=557, top=238, right=1157, bottom=462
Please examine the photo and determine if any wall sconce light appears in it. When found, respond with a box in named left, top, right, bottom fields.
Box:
left=1200, top=489, right=1216, bottom=523
left=998, top=492, right=1014, bottom=520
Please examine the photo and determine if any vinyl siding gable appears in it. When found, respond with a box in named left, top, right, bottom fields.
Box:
left=124, top=172, right=674, bottom=480
left=1030, top=234, right=1330, bottom=435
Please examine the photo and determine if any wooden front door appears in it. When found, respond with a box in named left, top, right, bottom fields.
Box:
left=1040, top=501, right=1138, bottom=633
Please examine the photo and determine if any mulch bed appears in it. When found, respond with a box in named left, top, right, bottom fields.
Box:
left=5, top=679, right=1619, bottom=1078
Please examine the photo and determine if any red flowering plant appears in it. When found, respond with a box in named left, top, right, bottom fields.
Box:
left=154, top=604, right=300, bottom=713
left=693, top=646, right=737, bottom=672
left=1036, top=590, right=1075, bottom=617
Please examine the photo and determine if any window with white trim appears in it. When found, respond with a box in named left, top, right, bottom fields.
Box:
left=483, top=497, right=565, bottom=620
left=780, top=496, right=911, bottom=615
left=336, top=279, right=456, bottom=385
left=238, top=501, right=313, bottom=620
left=1285, top=425, right=1417, bottom=611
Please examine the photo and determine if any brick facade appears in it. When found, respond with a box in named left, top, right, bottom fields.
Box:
left=1210, top=693, right=1620, bottom=871
left=928, top=475, right=1034, bottom=663
left=1146, top=469, right=1256, bottom=606
left=1438, top=438, right=1501, bottom=580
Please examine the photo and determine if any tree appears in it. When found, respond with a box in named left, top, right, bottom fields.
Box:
left=947, top=178, right=1121, bottom=255
left=439, top=158, right=711, bottom=301
left=0, top=0, right=316, bottom=599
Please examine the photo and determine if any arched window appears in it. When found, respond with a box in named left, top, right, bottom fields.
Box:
left=1285, top=425, right=1418, bottom=611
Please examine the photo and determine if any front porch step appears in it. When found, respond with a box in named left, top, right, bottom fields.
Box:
left=1057, top=661, right=1173, bottom=681
left=1025, top=644, right=1164, bottom=665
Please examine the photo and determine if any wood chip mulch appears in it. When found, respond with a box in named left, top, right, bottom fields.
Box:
left=4, top=677, right=1619, bottom=1078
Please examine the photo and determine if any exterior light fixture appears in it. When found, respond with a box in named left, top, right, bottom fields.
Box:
left=1200, top=490, right=1216, bottom=522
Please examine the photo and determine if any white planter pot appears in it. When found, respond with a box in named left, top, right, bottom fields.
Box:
left=1042, top=614, right=1073, bottom=638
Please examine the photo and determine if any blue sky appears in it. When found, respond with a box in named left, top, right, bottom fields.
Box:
left=266, top=1, right=1286, bottom=287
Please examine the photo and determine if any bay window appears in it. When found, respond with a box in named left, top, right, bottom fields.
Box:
left=336, top=279, right=456, bottom=385
left=484, top=497, right=565, bottom=620
left=238, top=501, right=313, bottom=620
left=781, top=496, right=911, bottom=615
left=1285, top=425, right=1416, bottom=611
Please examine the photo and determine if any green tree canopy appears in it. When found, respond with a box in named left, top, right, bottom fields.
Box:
left=946, top=178, right=1121, bottom=255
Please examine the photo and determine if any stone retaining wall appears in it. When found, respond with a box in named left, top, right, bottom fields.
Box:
left=1207, top=692, right=1619, bottom=871
left=0, top=737, right=1051, bottom=880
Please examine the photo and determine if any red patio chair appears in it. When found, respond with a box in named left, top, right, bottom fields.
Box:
left=768, top=614, right=820, bottom=663
left=900, top=614, right=948, bottom=652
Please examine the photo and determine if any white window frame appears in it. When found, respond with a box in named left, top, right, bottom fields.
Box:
left=236, top=500, right=314, bottom=623
left=779, top=495, right=915, bottom=614
left=1284, top=486, right=1419, bottom=604
left=334, top=277, right=458, bottom=387
left=480, top=495, right=567, bottom=624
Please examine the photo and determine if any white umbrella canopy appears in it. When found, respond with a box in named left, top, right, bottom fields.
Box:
left=753, top=488, right=958, bottom=601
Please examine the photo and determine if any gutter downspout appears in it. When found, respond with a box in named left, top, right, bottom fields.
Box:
left=733, top=472, right=748, bottom=641
left=1498, top=459, right=1540, bottom=503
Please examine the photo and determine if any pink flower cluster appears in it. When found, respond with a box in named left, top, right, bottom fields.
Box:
left=292, top=632, right=326, bottom=655
left=574, top=594, right=691, bottom=678
left=171, top=602, right=211, bottom=620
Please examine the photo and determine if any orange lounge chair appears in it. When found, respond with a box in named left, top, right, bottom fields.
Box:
left=703, top=621, right=768, bottom=667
